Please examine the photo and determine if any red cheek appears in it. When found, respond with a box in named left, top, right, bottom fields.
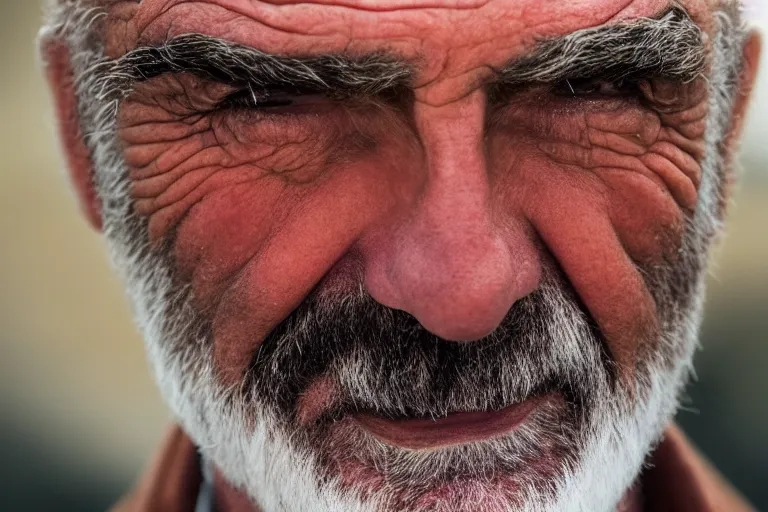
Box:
left=205, top=162, right=406, bottom=385
left=522, top=163, right=659, bottom=379
left=172, top=179, right=289, bottom=308
left=601, top=171, right=686, bottom=265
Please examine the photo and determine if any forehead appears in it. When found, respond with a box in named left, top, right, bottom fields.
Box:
left=105, top=0, right=716, bottom=96
left=111, top=0, right=715, bottom=54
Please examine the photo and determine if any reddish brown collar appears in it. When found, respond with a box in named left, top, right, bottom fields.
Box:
left=642, top=426, right=755, bottom=512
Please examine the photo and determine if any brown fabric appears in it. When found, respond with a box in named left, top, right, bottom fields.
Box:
left=111, top=426, right=202, bottom=512
left=643, top=426, right=755, bottom=512
left=114, top=424, right=755, bottom=512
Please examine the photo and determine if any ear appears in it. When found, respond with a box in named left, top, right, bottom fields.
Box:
left=42, top=38, right=103, bottom=231
left=722, top=30, right=762, bottom=203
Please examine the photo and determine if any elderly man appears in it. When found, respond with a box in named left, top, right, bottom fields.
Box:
left=40, top=0, right=759, bottom=510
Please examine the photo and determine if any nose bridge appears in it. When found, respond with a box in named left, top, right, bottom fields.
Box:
left=362, top=92, right=541, bottom=342
left=415, top=93, right=491, bottom=227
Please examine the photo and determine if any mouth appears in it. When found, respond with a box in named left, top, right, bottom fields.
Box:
left=350, top=393, right=558, bottom=450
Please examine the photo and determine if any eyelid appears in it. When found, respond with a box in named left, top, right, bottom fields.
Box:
left=550, top=76, right=643, bottom=98
left=216, top=83, right=335, bottom=111
left=488, top=72, right=653, bottom=104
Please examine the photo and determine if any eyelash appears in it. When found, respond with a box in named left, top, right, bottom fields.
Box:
left=217, top=77, right=643, bottom=116
left=219, top=86, right=299, bottom=110
left=551, top=77, right=642, bottom=99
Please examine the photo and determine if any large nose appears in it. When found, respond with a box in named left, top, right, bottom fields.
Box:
left=362, top=91, right=541, bottom=341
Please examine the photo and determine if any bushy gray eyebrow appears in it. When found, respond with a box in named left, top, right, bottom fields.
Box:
left=492, top=7, right=706, bottom=90
left=110, top=6, right=705, bottom=100
left=116, top=36, right=413, bottom=98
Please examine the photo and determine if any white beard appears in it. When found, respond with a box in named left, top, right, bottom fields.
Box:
left=138, top=309, right=696, bottom=512
left=133, top=263, right=704, bottom=512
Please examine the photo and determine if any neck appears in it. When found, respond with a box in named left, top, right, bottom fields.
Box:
left=212, top=469, right=645, bottom=512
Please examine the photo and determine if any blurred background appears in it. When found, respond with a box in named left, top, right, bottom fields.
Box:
left=1, top=2, right=766, bottom=511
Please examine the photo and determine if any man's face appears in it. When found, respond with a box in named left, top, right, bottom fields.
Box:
left=44, top=0, right=756, bottom=510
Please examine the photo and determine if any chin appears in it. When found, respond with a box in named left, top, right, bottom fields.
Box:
left=172, top=355, right=686, bottom=512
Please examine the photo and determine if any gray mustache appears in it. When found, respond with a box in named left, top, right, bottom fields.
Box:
left=246, top=273, right=611, bottom=426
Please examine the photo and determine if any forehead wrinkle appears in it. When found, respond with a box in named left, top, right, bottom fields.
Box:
left=63, top=0, right=720, bottom=105
left=124, top=0, right=686, bottom=49
left=106, top=3, right=708, bottom=110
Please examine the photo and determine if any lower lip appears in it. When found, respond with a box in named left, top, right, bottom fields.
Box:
left=352, top=394, right=555, bottom=450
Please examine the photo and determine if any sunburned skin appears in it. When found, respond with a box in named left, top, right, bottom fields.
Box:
left=108, top=0, right=714, bottom=389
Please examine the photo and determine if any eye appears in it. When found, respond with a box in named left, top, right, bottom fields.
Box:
left=218, top=85, right=330, bottom=113
left=551, top=77, right=640, bottom=98
left=219, top=86, right=300, bottom=110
